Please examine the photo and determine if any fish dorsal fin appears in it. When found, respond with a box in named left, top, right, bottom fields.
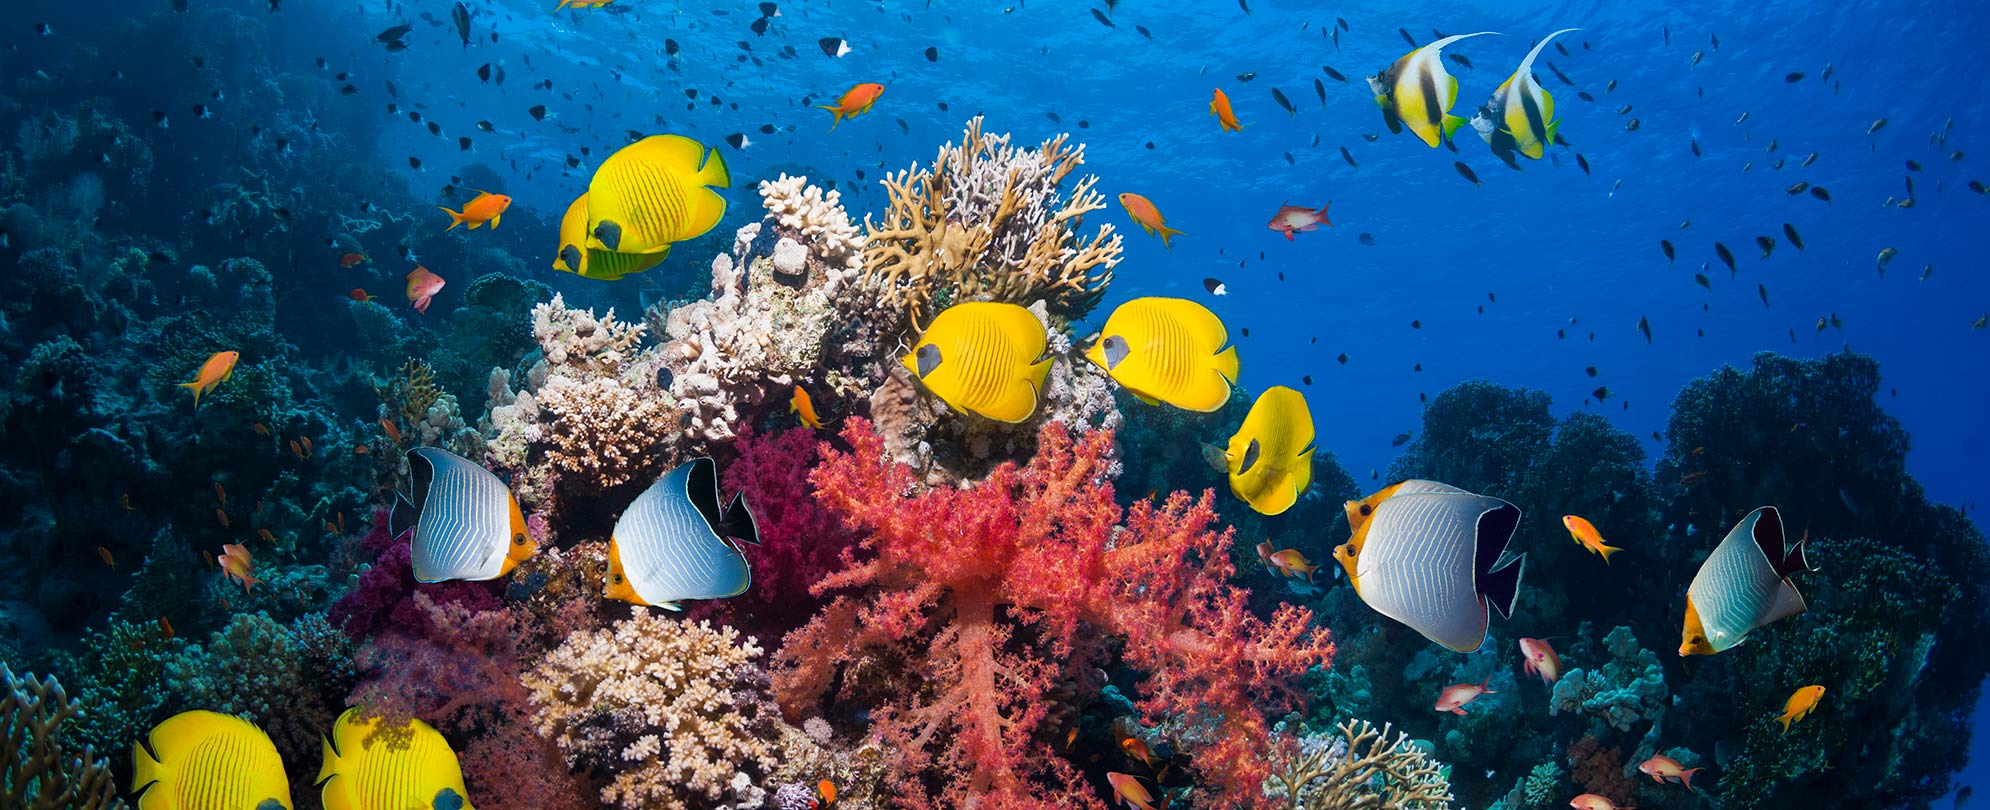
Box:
left=1425, top=31, right=1500, bottom=57
left=1741, top=506, right=1807, bottom=579
left=683, top=457, right=725, bottom=531
left=1515, top=28, right=1580, bottom=85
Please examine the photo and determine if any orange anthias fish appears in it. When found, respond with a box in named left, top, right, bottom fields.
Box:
left=97, top=546, right=117, bottom=568
left=177, top=350, right=240, bottom=409
left=1433, top=677, right=1496, bottom=715
left=440, top=190, right=513, bottom=231
left=1209, top=87, right=1244, bottom=132
left=340, top=252, right=369, bottom=268
left=251, top=422, right=271, bottom=436
left=218, top=543, right=261, bottom=593
left=214, top=508, right=230, bottom=529
left=1518, top=637, right=1562, bottom=684
left=790, top=385, right=829, bottom=430
left=818, top=83, right=884, bottom=130
left=380, top=418, right=404, bottom=444
left=158, top=616, right=174, bottom=640
left=1637, top=754, right=1704, bottom=791
left=1117, top=192, right=1186, bottom=249
left=1119, top=734, right=1157, bottom=770
left=1569, top=795, right=1631, bottom=810
left=1106, top=772, right=1159, bottom=810
left=1778, top=684, right=1826, bottom=733
left=213, top=481, right=227, bottom=506
left=1267, top=202, right=1333, bottom=240
left=348, top=288, right=376, bottom=303
left=1562, top=515, right=1624, bottom=563
left=406, top=266, right=446, bottom=313
left=816, top=779, right=836, bottom=806
left=1264, top=548, right=1322, bottom=584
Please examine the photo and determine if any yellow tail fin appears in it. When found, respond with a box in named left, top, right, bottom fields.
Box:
left=818, top=106, right=844, bottom=131
left=1597, top=544, right=1623, bottom=564
left=178, top=381, right=204, bottom=409
left=1158, top=225, right=1185, bottom=250
left=439, top=206, right=466, bottom=231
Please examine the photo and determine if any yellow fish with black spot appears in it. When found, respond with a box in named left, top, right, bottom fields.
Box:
left=903, top=302, right=1052, bottom=423
left=585, top=134, right=730, bottom=256
left=1369, top=32, right=1499, bottom=147
left=1471, top=28, right=1580, bottom=163
left=318, top=708, right=475, bottom=810
left=133, top=710, right=293, bottom=810
left=1224, top=386, right=1315, bottom=515
left=553, top=193, right=668, bottom=280
left=1084, top=297, right=1239, bottom=413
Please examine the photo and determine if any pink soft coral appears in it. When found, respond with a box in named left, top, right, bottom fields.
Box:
left=773, top=419, right=1334, bottom=809
left=329, top=508, right=500, bottom=640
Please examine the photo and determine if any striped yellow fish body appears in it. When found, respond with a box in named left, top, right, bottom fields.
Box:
left=1472, top=28, right=1579, bottom=161
left=1371, top=32, right=1499, bottom=147
left=133, top=711, right=291, bottom=810
left=391, top=447, right=537, bottom=583
left=554, top=193, right=668, bottom=280
left=902, top=302, right=1052, bottom=423
left=585, top=134, right=730, bottom=255
left=1337, top=480, right=1524, bottom=652
left=1083, top=297, right=1238, bottom=412
left=317, top=709, right=474, bottom=810
left=1224, top=386, right=1315, bottom=516
left=1680, top=506, right=1808, bottom=656
left=606, top=457, right=760, bottom=609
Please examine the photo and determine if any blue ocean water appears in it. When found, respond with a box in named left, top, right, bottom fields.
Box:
left=6, top=0, right=1988, bottom=805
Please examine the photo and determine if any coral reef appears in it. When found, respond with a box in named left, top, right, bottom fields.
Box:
left=1547, top=627, right=1667, bottom=734
left=1265, top=718, right=1454, bottom=810
left=165, top=611, right=355, bottom=785
left=1, top=665, right=125, bottom=810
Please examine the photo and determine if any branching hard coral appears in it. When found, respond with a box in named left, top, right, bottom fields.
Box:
left=525, top=610, right=784, bottom=810
left=1267, top=719, right=1454, bottom=810
left=388, top=358, right=441, bottom=427
left=1, top=665, right=125, bottom=810
left=759, top=173, right=867, bottom=281
left=775, top=418, right=1333, bottom=809
left=861, top=116, right=1120, bottom=339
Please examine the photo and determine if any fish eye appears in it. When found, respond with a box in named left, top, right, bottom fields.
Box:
left=1359, top=504, right=1373, bottom=516
left=513, top=533, right=527, bottom=546
left=1100, top=335, right=1129, bottom=369
left=611, top=573, right=623, bottom=583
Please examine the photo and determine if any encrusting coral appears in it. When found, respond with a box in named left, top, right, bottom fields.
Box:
left=1, top=665, right=125, bottom=810
left=861, top=116, right=1121, bottom=340
left=1265, top=718, right=1454, bottom=810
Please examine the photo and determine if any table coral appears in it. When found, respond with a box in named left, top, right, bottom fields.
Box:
left=1266, top=718, right=1454, bottom=810
left=774, top=418, right=1333, bottom=809
left=860, top=116, right=1120, bottom=340
left=1, top=665, right=125, bottom=810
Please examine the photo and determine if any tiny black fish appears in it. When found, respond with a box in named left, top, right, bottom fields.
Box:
left=1358, top=232, right=1376, bottom=246
left=408, top=156, right=422, bottom=169
left=1272, top=87, right=1295, bottom=115
left=925, top=46, right=938, bottom=62
left=1810, top=186, right=1831, bottom=202
left=1785, top=72, right=1804, bottom=83
left=1136, top=25, right=1151, bottom=40
left=458, top=137, right=472, bottom=151
left=529, top=104, right=547, bottom=121
left=1783, top=222, right=1804, bottom=250
left=1714, top=242, right=1735, bottom=273
left=1236, top=72, right=1255, bottom=82
left=1322, top=65, right=1346, bottom=82
left=1661, top=239, right=1675, bottom=264
left=1399, top=27, right=1416, bottom=46
left=1337, top=353, right=1349, bottom=365
left=1091, top=8, right=1114, bottom=28
left=1391, top=432, right=1412, bottom=447
left=1454, top=162, right=1481, bottom=186
left=1585, top=366, right=1598, bottom=377
left=1756, top=236, right=1775, bottom=258
left=1576, top=153, right=1591, bottom=175
left=1340, top=146, right=1357, bottom=167
left=818, top=37, right=849, bottom=57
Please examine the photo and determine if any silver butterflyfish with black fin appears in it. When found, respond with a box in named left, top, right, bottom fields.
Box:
left=390, top=446, right=539, bottom=583
left=1335, top=479, right=1526, bottom=652
left=605, top=457, right=760, bottom=609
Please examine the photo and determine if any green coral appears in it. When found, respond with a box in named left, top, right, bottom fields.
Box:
left=50, top=619, right=185, bottom=784
left=165, top=611, right=354, bottom=786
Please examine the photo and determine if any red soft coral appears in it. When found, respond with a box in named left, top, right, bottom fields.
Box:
left=773, top=419, right=1334, bottom=809
left=329, top=508, right=500, bottom=640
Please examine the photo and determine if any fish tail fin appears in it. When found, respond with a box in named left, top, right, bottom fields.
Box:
left=694, top=146, right=732, bottom=189
left=1481, top=554, right=1525, bottom=620
left=1680, top=768, right=1703, bottom=791
left=316, top=729, right=343, bottom=788
left=1158, top=224, right=1185, bottom=249
left=818, top=106, right=844, bottom=130
left=721, top=491, right=760, bottom=546
left=1211, top=344, right=1240, bottom=387
left=1443, top=114, right=1470, bottom=140
left=1317, top=204, right=1333, bottom=226
left=1779, top=712, right=1794, bottom=734
left=439, top=207, right=465, bottom=230
left=1598, top=543, right=1623, bottom=563
left=389, top=490, right=417, bottom=539
left=177, top=381, right=204, bottom=409
left=131, top=730, right=166, bottom=795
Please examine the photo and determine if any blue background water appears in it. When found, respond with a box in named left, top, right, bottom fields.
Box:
left=16, top=0, right=1990, bottom=797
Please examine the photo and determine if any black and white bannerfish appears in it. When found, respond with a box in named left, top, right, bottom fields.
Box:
left=1334, top=479, right=1525, bottom=652
left=1680, top=506, right=1810, bottom=656
left=1370, top=32, right=1500, bottom=147
left=390, top=447, right=539, bottom=583
left=605, top=458, right=760, bottom=610
left=1472, top=28, right=1581, bottom=165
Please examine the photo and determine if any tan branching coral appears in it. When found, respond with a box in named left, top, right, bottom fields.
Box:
left=1268, top=719, right=1454, bottom=810
left=861, top=116, right=1121, bottom=338
left=523, top=611, right=785, bottom=810
left=390, top=359, right=440, bottom=426
left=1, top=665, right=125, bottom=810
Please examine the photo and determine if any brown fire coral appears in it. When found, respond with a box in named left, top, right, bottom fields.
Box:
left=1, top=665, right=124, bottom=810
left=861, top=116, right=1121, bottom=340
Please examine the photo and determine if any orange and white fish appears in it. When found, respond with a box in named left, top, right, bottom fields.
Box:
left=1778, top=684, right=1825, bottom=733
left=1562, top=515, right=1624, bottom=563
left=340, top=252, right=369, bottom=268
left=1117, top=192, right=1185, bottom=249
left=1637, top=754, right=1704, bottom=791
left=1209, top=88, right=1244, bottom=132
left=177, top=351, right=240, bottom=409
left=790, top=385, right=829, bottom=430
left=1263, top=548, right=1322, bottom=584
left=218, top=543, right=261, bottom=593
left=1518, top=637, right=1562, bottom=684
left=1267, top=202, right=1333, bottom=240
left=439, top=190, right=512, bottom=231
left=818, top=83, right=884, bottom=130
left=406, top=266, right=446, bottom=314
left=1433, top=677, right=1496, bottom=715
left=1106, top=772, right=1159, bottom=810
left=1569, top=795, right=1631, bottom=810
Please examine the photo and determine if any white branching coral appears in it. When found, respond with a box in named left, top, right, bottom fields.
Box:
left=759, top=173, right=866, bottom=283
left=523, top=611, right=782, bottom=810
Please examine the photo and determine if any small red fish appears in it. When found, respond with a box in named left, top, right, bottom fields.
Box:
left=159, top=617, right=175, bottom=640
left=213, top=481, right=227, bottom=505
left=406, top=265, right=446, bottom=313
left=340, top=252, right=369, bottom=268
left=1263, top=548, right=1322, bottom=584
left=1434, top=677, right=1496, bottom=715
left=258, top=529, right=277, bottom=543
left=218, top=543, right=261, bottom=593
left=1518, top=637, right=1563, bottom=685
left=1106, top=772, right=1159, bottom=810
left=1266, top=202, right=1334, bottom=240
left=353, top=444, right=371, bottom=456
left=98, top=546, right=117, bottom=568
left=817, top=83, right=884, bottom=130
left=348, top=288, right=376, bottom=303
left=1637, top=754, right=1703, bottom=791
left=250, top=422, right=271, bottom=436
left=816, top=780, right=836, bottom=807
left=1119, top=734, right=1157, bottom=770
left=1569, top=795, right=1632, bottom=810
left=214, top=508, right=230, bottom=529
left=380, top=418, right=404, bottom=444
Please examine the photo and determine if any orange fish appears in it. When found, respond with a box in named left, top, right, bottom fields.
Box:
left=353, top=444, right=371, bottom=456
left=348, top=288, right=376, bottom=303
left=1518, top=637, right=1562, bottom=684
left=1266, top=202, right=1333, bottom=240
left=98, top=546, right=117, bottom=568
left=1561, top=515, right=1624, bottom=563
left=1681, top=470, right=1708, bottom=485
left=218, top=543, right=261, bottom=593
left=322, top=521, right=337, bottom=534
left=215, top=508, right=230, bottom=529
left=818, top=83, right=884, bottom=130
left=1433, top=677, right=1495, bottom=715
left=213, top=482, right=227, bottom=505
left=1117, top=192, right=1186, bottom=249
left=816, top=780, right=836, bottom=806
left=340, top=252, right=369, bottom=268
left=380, top=418, right=403, bottom=444
left=177, top=350, right=240, bottom=409
left=1778, top=684, right=1826, bottom=733
left=251, top=422, right=271, bottom=435
left=159, top=617, right=175, bottom=640
left=1209, top=88, right=1244, bottom=132
left=1065, top=728, right=1079, bottom=752
left=1119, top=735, right=1158, bottom=770
left=1569, top=795, right=1631, bottom=810
left=406, top=265, right=446, bottom=314
left=790, top=386, right=829, bottom=430
left=258, top=529, right=277, bottom=543
left=301, top=436, right=314, bottom=456
left=440, top=190, right=512, bottom=231
left=1637, top=754, right=1703, bottom=791
left=336, top=511, right=346, bottom=533
left=289, top=439, right=306, bottom=459
left=1106, top=772, right=1159, bottom=810
left=121, top=493, right=134, bottom=512
left=1264, top=548, right=1322, bottom=584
